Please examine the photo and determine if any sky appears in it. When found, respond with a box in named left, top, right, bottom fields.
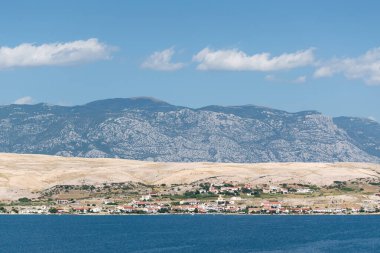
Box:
left=0, top=1, right=379, bottom=121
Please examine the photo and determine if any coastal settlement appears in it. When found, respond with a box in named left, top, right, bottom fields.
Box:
left=1, top=178, right=380, bottom=215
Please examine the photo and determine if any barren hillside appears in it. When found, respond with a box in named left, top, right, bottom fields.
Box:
left=0, top=153, right=379, bottom=200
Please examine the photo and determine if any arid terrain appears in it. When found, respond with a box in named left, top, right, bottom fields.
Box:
left=0, top=153, right=379, bottom=201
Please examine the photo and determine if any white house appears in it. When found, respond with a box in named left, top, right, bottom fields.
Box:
left=140, top=195, right=151, bottom=201
left=296, top=188, right=313, bottom=194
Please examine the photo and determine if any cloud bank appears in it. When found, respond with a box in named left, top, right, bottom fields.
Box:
left=2, top=38, right=380, bottom=86
left=141, top=48, right=184, bottom=71
left=314, top=47, right=380, bottom=85
left=193, top=48, right=315, bottom=71
left=0, top=38, right=112, bottom=69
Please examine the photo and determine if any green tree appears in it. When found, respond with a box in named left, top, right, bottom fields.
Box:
left=49, top=207, right=58, bottom=214
left=158, top=208, right=169, bottom=213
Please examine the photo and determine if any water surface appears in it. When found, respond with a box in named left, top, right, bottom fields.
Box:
left=0, top=215, right=379, bottom=252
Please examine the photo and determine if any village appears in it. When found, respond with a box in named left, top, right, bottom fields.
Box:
left=1, top=178, right=380, bottom=215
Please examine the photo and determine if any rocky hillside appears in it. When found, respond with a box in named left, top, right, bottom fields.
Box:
left=0, top=97, right=378, bottom=163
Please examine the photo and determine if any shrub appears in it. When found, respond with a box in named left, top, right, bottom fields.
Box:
left=18, top=197, right=31, bottom=203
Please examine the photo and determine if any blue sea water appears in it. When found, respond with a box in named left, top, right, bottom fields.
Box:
left=0, top=215, right=379, bottom=253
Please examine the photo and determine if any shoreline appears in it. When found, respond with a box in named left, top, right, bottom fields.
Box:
left=1, top=213, right=380, bottom=216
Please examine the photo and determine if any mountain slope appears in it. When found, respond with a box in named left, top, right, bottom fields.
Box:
left=0, top=97, right=378, bottom=163
left=333, top=117, right=380, bottom=158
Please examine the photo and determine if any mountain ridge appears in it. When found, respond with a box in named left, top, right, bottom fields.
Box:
left=0, top=97, right=379, bottom=163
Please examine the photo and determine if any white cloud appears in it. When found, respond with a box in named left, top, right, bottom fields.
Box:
left=0, top=38, right=112, bottom=69
left=141, top=48, right=184, bottom=71
left=314, top=47, right=380, bottom=85
left=293, top=75, right=307, bottom=83
left=265, top=74, right=277, bottom=81
left=13, top=96, right=33, bottom=105
left=264, top=74, right=307, bottom=84
left=193, top=47, right=315, bottom=71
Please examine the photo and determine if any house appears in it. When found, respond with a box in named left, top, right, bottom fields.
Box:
left=296, top=188, right=313, bottom=194
left=269, top=186, right=279, bottom=193
left=140, top=195, right=151, bottom=201
left=262, top=186, right=280, bottom=194
left=333, top=208, right=346, bottom=214
left=149, top=192, right=160, bottom=197
left=56, top=199, right=70, bottom=205
left=248, top=207, right=262, bottom=214
left=349, top=208, right=360, bottom=213
left=108, top=208, right=121, bottom=214
left=220, top=187, right=240, bottom=193
left=290, top=207, right=311, bottom=214
left=266, top=208, right=280, bottom=214
left=313, top=208, right=333, bottom=214
left=186, top=205, right=197, bottom=212
left=103, top=199, right=116, bottom=205
left=262, top=188, right=271, bottom=194
left=209, top=185, right=219, bottom=194
left=172, top=205, right=196, bottom=212
left=280, top=208, right=289, bottom=214
left=261, top=201, right=282, bottom=209
left=73, top=207, right=88, bottom=213
left=133, top=201, right=150, bottom=207
left=180, top=199, right=198, bottom=205
left=217, top=195, right=226, bottom=205
left=171, top=205, right=183, bottom=212
left=224, top=205, right=240, bottom=212
left=364, top=207, right=377, bottom=213
left=90, top=207, right=102, bottom=213
left=244, top=184, right=253, bottom=189
left=229, top=197, right=242, bottom=205
left=204, top=203, right=219, bottom=212
left=146, top=206, right=160, bottom=213
left=121, top=206, right=135, bottom=213
left=56, top=208, right=68, bottom=214
left=19, top=208, right=37, bottom=214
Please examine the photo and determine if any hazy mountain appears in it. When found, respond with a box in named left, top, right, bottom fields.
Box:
left=0, top=97, right=378, bottom=163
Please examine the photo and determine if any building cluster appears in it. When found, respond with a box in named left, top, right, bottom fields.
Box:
left=1, top=181, right=380, bottom=215
left=247, top=201, right=379, bottom=214
left=2, top=193, right=380, bottom=215
left=3, top=201, right=380, bottom=215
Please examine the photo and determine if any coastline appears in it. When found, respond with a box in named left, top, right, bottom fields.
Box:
left=2, top=212, right=380, bottom=216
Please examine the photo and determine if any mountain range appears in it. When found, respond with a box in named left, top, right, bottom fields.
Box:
left=0, top=97, right=379, bottom=163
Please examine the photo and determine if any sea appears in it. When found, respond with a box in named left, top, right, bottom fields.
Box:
left=0, top=215, right=379, bottom=253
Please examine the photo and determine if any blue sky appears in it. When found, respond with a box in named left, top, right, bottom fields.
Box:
left=0, top=1, right=379, bottom=121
